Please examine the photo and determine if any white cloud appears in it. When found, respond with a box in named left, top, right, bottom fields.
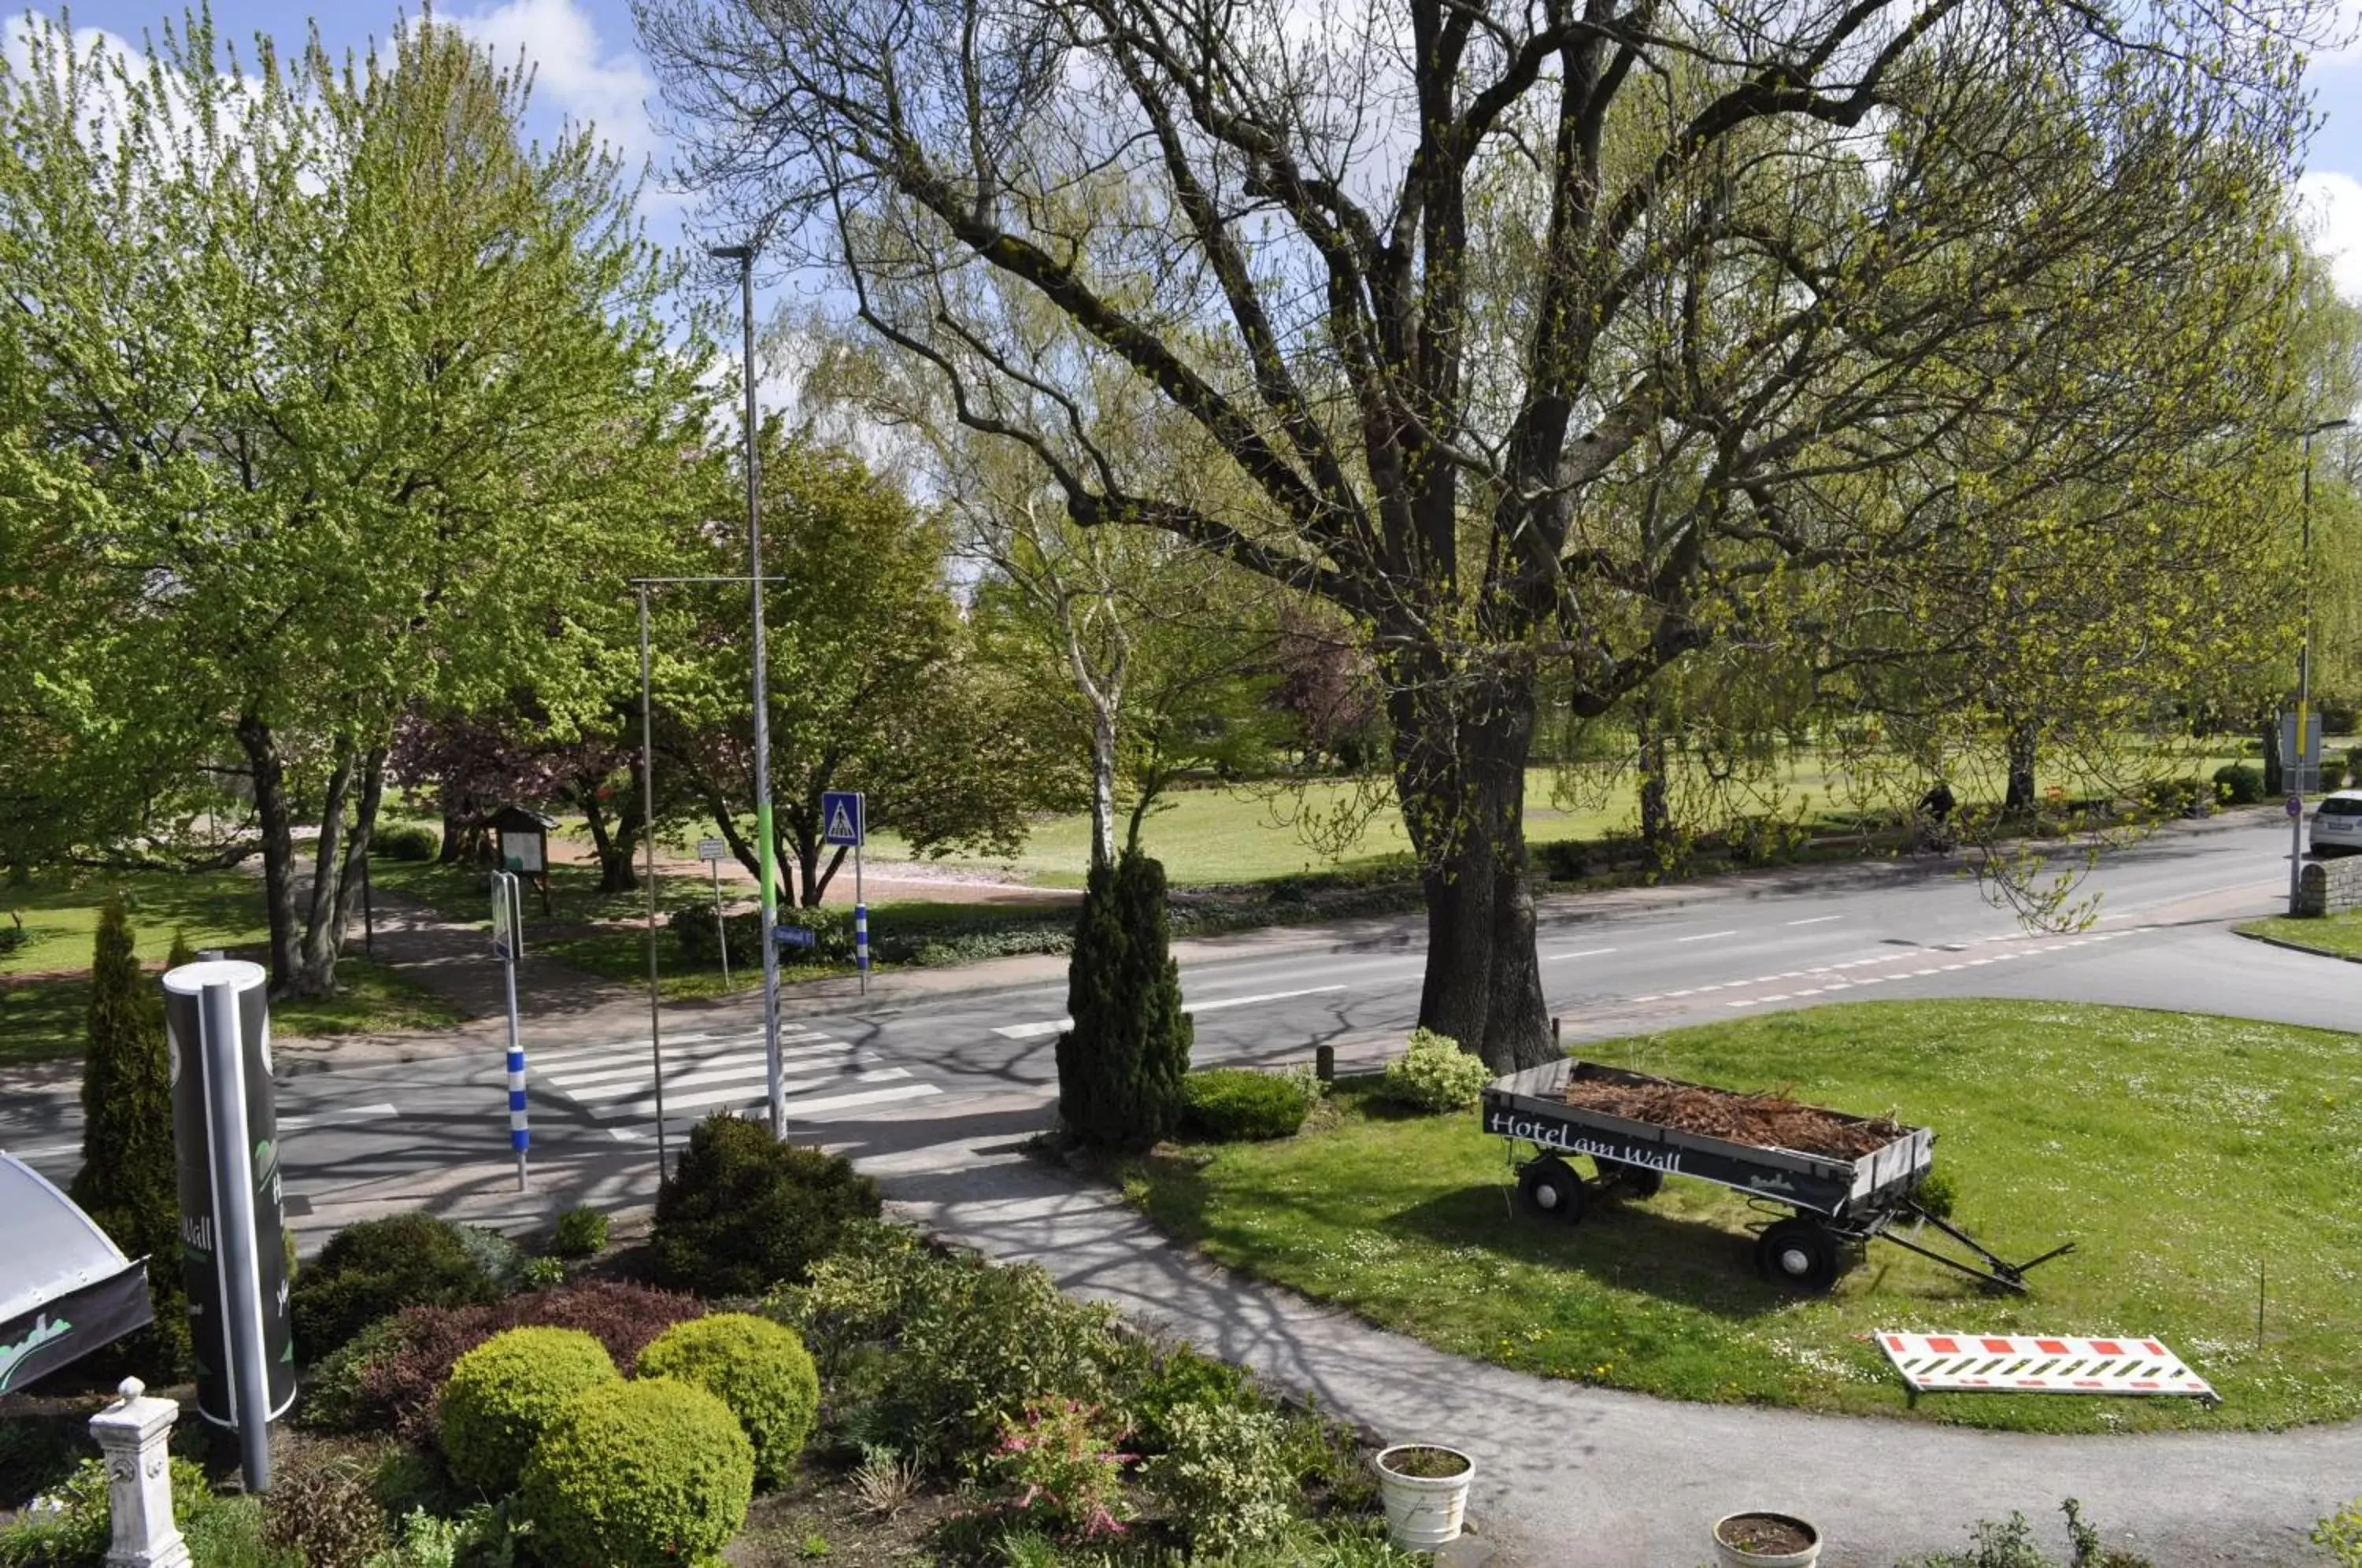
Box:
left=2299, top=170, right=2362, bottom=301
left=451, top=0, right=657, bottom=165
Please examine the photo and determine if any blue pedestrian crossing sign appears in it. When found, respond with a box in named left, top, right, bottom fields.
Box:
left=821, top=790, right=865, bottom=847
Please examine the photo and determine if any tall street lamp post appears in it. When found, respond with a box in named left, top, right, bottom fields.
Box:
left=2291, top=416, right=2353, bottom=915
left=710, top=242, right=785, bottom=1135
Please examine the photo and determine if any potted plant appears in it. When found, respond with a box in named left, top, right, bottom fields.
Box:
left=1712, top=1510, right=1822, bottom=1567
left=1373, top=1443, right=1473, bottom=1549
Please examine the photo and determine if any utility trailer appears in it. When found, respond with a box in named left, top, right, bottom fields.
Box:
left=1483, top=1060, right=2072, bottom=1292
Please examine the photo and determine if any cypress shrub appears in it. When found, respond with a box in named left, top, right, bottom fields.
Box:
left=1055, top=850, right=1191, bottom=1152
left=69, top=894, right=188, bottom=1374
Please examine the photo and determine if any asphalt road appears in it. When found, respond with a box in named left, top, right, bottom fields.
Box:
left=1, top=811, right=2339, bottom=1222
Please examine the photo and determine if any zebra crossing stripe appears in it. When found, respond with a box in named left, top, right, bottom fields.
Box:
left=1877, top=1331, right=2214, bottom=1400
left=526, top=1026, right=829, bottom=1069
left=599, top=1069, right=926, bottom=1120
left=546, top=1039, right=854, bottom=1089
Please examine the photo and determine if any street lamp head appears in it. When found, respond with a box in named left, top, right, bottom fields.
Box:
left=707, top=243, right=753, bottom=262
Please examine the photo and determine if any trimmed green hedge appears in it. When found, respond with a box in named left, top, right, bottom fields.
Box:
left=436, top=1327, right=619, bottom=1496
left=520, top=1378, right=753, bottom=1568
left=635, top=1313, right=820, bottom=1488
left=1180, top=1068, right=1313, bottom=1141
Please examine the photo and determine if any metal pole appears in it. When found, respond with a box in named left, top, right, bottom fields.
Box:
left=716, top=243, right=785, bottom=1138
left=198, top=978, right=272, bottom=1492
left=639, top=586, right=668, bottom=1175
left=713, top=857, right=731, bottom=993
left=502, top=875, right=528, bottom=1193
left=2294, top=425, right=2325, bottom=913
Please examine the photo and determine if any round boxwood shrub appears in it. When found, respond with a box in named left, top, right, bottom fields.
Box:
left=1380, top=1027, right=1492, bottom=1112
left=1179, top=1068, right=1312, bottom=1141
left=293, top=1213, right=505, bottom=1355
left=635, top=1313, right=819, bottom=1488
left=650, top=1112, right=881, bottom=1296
left=436, top=1326, right=619, bottom=1496
left=2213, top=762, right=2266, bottom=806
left=372, top=824, right=439, bottom=861
left=521, top=1378, right=754, bottom=1568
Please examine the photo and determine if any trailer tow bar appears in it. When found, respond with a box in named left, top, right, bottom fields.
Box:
left=1875, top=1201, right=2076, bottom=1292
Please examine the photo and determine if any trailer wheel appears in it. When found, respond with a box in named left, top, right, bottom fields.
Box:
left=1517, top=1157, right=1586, bottom=1223
left=1757, top=1218, right=1841, bottom=1291
left=1594, top=1159, right=1664, bottom=1199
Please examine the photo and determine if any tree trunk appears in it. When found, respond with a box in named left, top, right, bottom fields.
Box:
left=438, top=801, right=471, bottom=864
left=2004, top=719, right=2038, bottom=812
left=1635, top=702, right=1675, bottom=867
left=2260, top=710, right=2284, bottom=796
left=1089, top=697, right=1119, bottom=871
left=237, top=715, right=304, bottom=996
left=1390, top=677, right=1553, bottom=1074
left=583, top=794, right=641, bottom=893
left=291, top=741, right=357, bottom=998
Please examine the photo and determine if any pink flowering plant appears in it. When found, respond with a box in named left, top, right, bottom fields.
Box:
left=987, top=1399, right=1136, bottom=1539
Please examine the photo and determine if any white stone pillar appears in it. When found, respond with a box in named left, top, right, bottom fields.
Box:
left=87, top=1378, right=191, bottom=1568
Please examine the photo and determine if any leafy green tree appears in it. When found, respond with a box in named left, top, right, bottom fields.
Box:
left=70, top=896, right=188, bottom=1374
left=1056, top=849, right=1191, bottom=1151
left=644, top=0, right=2324, bottom=1067
left=813, top=322, right=1296, bottom=869
left=0, top=15, right=707, bottom=993
left=658, top=423, right=1056, bottom=904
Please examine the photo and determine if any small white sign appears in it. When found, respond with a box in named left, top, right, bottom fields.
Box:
left=696, top=838, right=729, bottom=861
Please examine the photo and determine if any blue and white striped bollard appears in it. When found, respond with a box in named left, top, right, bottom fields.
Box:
left=508, top=1042, right=529, bottom=1178
left=854, top=904, right=868, bottom=973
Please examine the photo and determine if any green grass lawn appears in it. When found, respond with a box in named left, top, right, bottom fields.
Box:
left=0, top=868, right=466, bottom=1063
left=2, top=955, right=465, bottom=1064
left=879, top=748, right=2251, bottom=888
left=1124, top=1000, right=2362, bottom=1433
left=0, top=868, right=277, bottom=975
left=2238, top=912, right=2362, bottom=961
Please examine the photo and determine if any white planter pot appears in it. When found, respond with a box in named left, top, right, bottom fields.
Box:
left=1373, top=1444, right=1473, bottom=1549
left=1712, top=1511, right=1823, bottom=1568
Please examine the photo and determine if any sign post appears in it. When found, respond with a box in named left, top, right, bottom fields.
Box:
left=822, top=791, right=867, bottom=995
left=161, top=959, right=294, bottom=1490
left=491, top=871, right=528, bottom=1192
left=697, top=838, right=733, bottom=992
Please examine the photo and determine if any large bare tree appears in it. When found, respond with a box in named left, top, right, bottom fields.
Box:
left=639, top=0, right=2319, bottom=1067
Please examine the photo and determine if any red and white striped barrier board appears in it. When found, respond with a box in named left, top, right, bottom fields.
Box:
left=1877, top=1332, right=2216, bottom=1400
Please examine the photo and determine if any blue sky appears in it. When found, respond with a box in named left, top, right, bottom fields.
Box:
left=15, top=0, right=2362, bottom=304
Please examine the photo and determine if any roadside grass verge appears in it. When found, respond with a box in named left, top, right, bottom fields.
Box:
left=1122, top=1000, right=2362, bottom=1434
left=2236, top=911, right=2362, bottom=962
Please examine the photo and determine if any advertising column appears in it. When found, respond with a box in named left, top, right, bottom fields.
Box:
left=162, top=960, right=294, bottom=1485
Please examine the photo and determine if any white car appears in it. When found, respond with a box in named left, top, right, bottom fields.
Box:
left=2312, top=790, right=2362, bottom=856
